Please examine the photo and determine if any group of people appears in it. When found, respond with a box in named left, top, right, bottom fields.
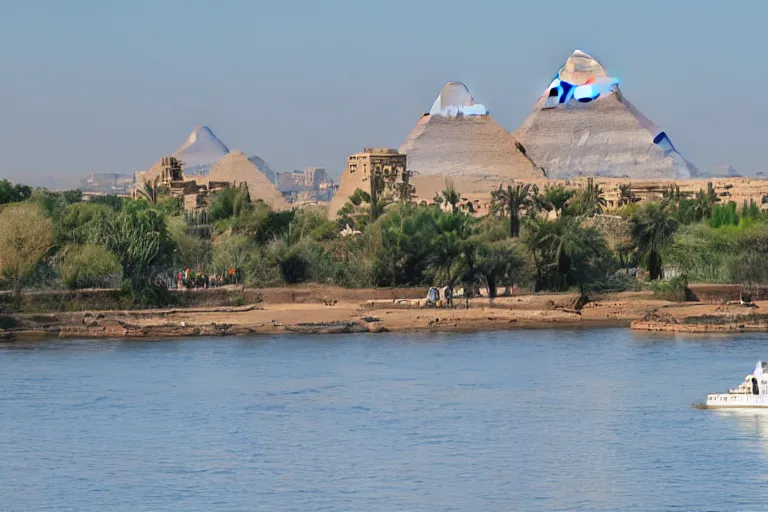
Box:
left=176, top=267, right=238, bottom=290
left=426, top=285, right=454, bottom=308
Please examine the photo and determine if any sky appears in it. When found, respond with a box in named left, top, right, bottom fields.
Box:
left=1, top=0, right=767, bottom=187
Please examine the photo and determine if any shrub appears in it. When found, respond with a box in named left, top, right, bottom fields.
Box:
left=57, top=244, right=123, bottom=290
left=651, top=275, right=690, bottom=302
left=0, top=203, right=54, bottom=309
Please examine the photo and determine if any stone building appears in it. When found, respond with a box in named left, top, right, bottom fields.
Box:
left=328, top=148, right=411, bottom=219
left=304, top=167, right=328, bottom=189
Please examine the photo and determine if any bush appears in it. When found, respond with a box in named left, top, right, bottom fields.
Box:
left=710, top=202, right=739, bottom=228
left=651, top=275, right=691, bottom=301
left=57, top=244, right=123, bottom=290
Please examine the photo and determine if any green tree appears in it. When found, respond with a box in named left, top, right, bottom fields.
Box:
left=0, top=203, right=54, bottom=309
left=370, top=204, right=438, bottom=286
left=57, top=244, right=122, bottom=290
left=0, top=180, right=32, bottom=204
left=710, top=201, right=739, bottom=228
left=490, top=183, right=532, bottom=237
left=618, top=183, right=637, bottom=207
left=543, top=184, right=573, bottom=217
left=629, top=201, right=679, bottom=280
left=89, top=209, right=175, bottom=297
left=426, top=211, right=472, bottom=287
left=525, top=217, right=611, bottom=301
left=567, top=178, right=606, bottom=217
left=475, top=239, right=526, bottom=298
left=136, top=178, right=160, bottom=204
left=209, top=184, right=252, bottom=222
left=337, top=188, right=391, bottom=229
left=441, top=180, right=462, bottom=213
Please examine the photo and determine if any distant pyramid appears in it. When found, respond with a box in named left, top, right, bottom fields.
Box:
left=206, top=151, right=288, bottom=210
left=247, top=155, right=276, bottom=184
left=399, top=82, right=544, bottom=183
left=172, top=125, right=230, bottom=168
left=514, top=50, right=697, bottom=179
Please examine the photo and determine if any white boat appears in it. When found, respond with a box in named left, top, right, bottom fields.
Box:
left=705, top=361, right=768, bottom=408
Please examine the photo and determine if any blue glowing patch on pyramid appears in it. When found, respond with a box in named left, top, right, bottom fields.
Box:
left=543, top=75, right=619, bottom=108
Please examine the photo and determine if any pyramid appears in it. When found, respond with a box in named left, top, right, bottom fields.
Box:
left=207, top=151, right=289, bottom=210
left=247, top=156, right=276, bottom=184
left=514, top=50, right=698, bottom=180
left=399, top=82, right=544, bottom=184
left=172, top=125, right=230, bottom=169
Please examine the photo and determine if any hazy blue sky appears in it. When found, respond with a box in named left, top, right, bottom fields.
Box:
left=1, top=0, right=766, bottom=187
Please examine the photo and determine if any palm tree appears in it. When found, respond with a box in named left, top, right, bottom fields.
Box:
left=618, top=183, right=637, bottom=207
left=629, top=201, right=679, bottom=280
left=692, top=188, right=716, bottom=221
left=543, top=184, right=573, bottom=217
left=137, top=178, right=160, bottom=204
left=490, top=183, right=532, bottom=237
left=567, top=178, right=606, bottom=217
left=530, top=184, right=553, bottom=216
left=441, top=180, right=462, bottom=213
left=524, top=217, right=610, bottom=304
left=584, top=178, right=607, bottom=214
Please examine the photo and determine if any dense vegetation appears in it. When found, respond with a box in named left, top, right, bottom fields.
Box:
left=1, top=177, right=767, bottom=311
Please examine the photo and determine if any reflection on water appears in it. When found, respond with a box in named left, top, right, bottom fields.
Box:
left=718, top=409, right=768, bottom=460
left=3, top=330, right=768, bottom=511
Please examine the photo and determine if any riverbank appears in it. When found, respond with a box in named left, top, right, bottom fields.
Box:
left=631, top=301, right=768, bottom=333
left=4, top=285, right=768, bottom=341
left=1, top=290, right=668, bottom=340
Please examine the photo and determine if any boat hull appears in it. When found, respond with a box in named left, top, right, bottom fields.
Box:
left=706, top=393, right=768, bottom=408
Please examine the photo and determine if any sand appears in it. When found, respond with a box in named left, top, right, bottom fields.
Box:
left=3, top=291, right=672, bottom=341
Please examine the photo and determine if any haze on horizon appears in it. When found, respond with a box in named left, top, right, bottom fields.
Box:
left=1, top=0, right=766, bottom=188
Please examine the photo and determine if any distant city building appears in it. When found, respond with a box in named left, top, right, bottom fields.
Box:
left=78, top=172, right=134, bottom=195
left=275, top=167, right=336, bottom=202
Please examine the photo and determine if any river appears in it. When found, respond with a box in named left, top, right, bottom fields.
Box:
left=2, top=329, right=768, bottom=511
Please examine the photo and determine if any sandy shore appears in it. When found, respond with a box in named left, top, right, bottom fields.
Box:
left=1, top=291, right=670, bottom=340
left=4, top=287, right=767, bottom=341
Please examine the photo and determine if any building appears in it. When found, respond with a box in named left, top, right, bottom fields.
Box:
left=304, top=167, right=328, bottom=189
left=328, top=148, right=411, bottom=219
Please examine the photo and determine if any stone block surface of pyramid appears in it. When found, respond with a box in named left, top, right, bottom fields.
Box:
left=206, top=151, right=289, bottom=211
left=514, top=50, right=698, bottom=180
left=399, top=82, right=544, bottom=184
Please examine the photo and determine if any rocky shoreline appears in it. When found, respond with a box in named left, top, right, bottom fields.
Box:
left=631, top=307, right=768, bottom=333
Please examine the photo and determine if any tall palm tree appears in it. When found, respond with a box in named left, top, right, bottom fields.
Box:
left=629, top=201, right=679, bottom=280
left=584, top=178, right=607, bottom=215
left=490, top=183, right=532, bottom=237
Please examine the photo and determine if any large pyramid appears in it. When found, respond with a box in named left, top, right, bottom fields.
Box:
left=514, top=50, right=697, bottom=179
left=207, top=151, right=289, bottom=210
left=173, top=125, right=230, bottom=169
left=399, top=82, right=544, bottom=182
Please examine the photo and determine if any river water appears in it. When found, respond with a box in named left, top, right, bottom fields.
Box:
left=2, top=329, right=768, bottom=511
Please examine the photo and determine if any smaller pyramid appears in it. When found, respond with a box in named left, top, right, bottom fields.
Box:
left=247, top=156, right=276, bottom=184
left=400, top=82, right=544, bottom=183
left=173, top=125, right=230, bottom=168
left=207, top=151, right=288, bottom=211
left=514, top=50, right=698, bottom=179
